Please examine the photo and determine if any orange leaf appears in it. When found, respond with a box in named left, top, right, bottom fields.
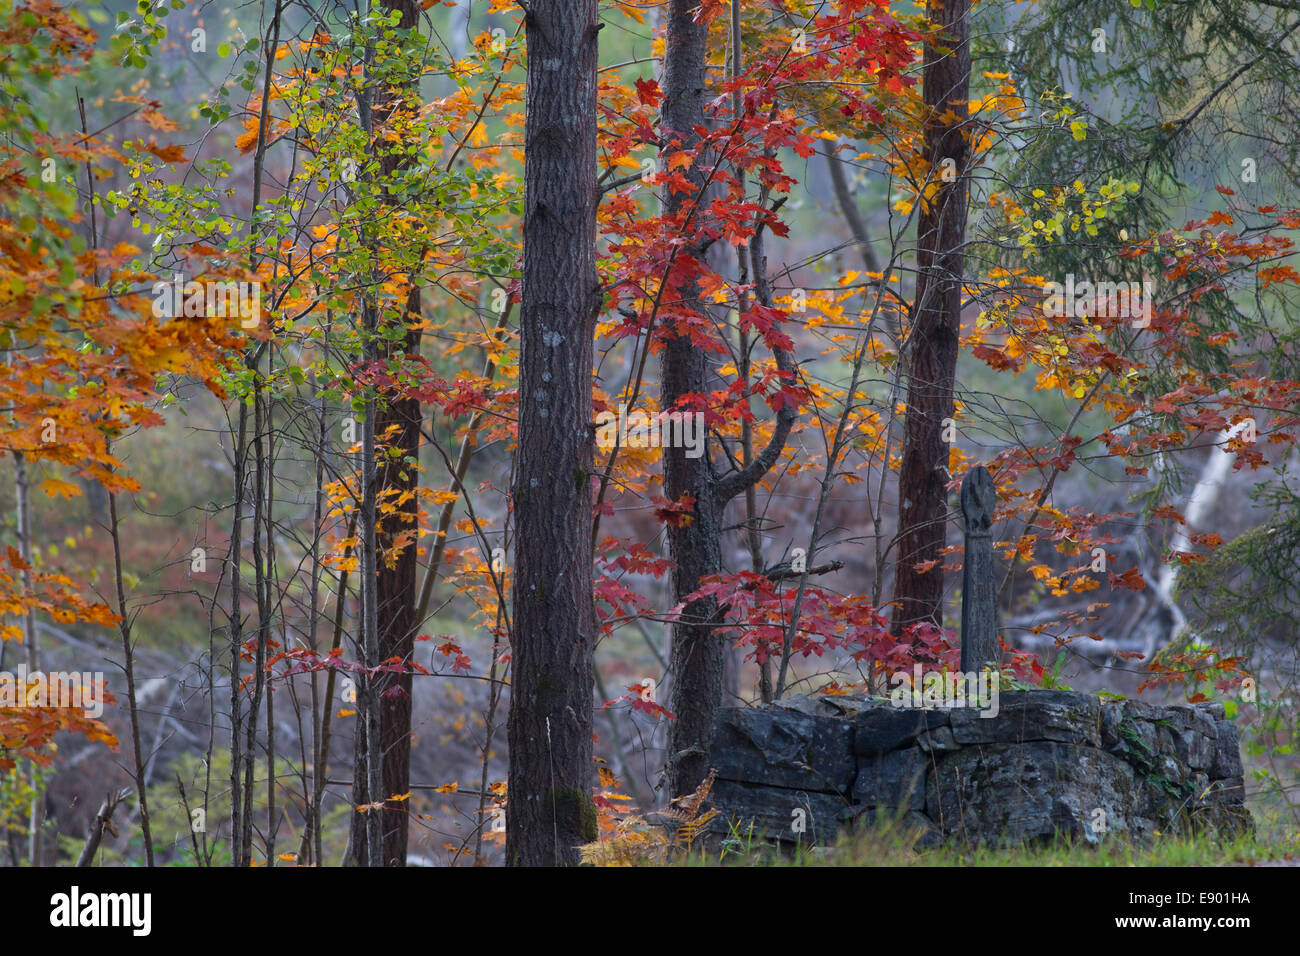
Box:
left=38, top=479, right=80, bottom=499
left=666, top=151, right=693, bottom=172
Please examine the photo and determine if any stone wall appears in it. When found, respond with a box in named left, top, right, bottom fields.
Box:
left=706, top=690, right=1251, bottom=849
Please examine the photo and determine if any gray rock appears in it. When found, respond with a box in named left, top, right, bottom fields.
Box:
left=707, top=691, right=1253, bottom=851
left=1114, top=709, right=1158, bottom=761
left=1212, top=776, right=1247, bottom=807
left=1123, top=700, right=1166, bottom=723
left=1157, top=752, right=1185, bottom=782
left=814, top=694, right=891, bottom=717
left=854, top=748, right=930, bottom=811
left=770, top=694, right=844, bottom=718
left=948, top=690, right=1101, bottom=747
left=708, top=778, right=851, bottom=845
left=1195, top=699, right=1227, bottom=721
left=918, top=726, right=960, bottom=753
left=1165, top=704, right=1202, bottom=732
left=925, top=742, right=1146, bottom=846
left=1100, top=702, right=1124, bottom=752
left=853, top=706, right=948, bottom=755
left=1174, top=727, right=1215, bottom=772
left=711, top=706, right=854, bottom=794
left=1211, top=720, right=1244, bottom=779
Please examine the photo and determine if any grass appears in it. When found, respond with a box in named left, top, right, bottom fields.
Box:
left=672, top=808, right=1300, bottom=867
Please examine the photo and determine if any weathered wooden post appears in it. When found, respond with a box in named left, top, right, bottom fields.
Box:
left=960, top=466, right=998, bottom=672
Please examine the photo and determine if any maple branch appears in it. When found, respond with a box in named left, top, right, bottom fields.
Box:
left=442, top=18, right=524, bottom=172
left=717, top=189, right=798, bottom=505
left=593, top=94, right=795, bottom=542
left=419, top=422, right=514, bottom=641
left=716, top=351, right=796, bottom=504
left=750, top=560, right=843, bottom=587
left=768, top=197, right=917, bottom=696
left=600, top=170, right=647, bottom=194
left=996, top=366, right=1115, bottom=607
left=0, top=106, right=144, bottom=192
left=413, top=297, right=513, bottom=634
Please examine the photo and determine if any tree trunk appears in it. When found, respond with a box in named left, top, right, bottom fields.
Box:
left=358, top=297, right=383, bottom=867
left=374, top=0, right=423, bottom=871
left=505, top=0, right=600, bottom=866
left=889, top=0, right=970, bottom=636
left=370, top=297, right=421, bottom=866
left=346, top=0, right=423, bottom=866
left=660, top=0, right=725, bottom=800
left=13, top=449, right=42, bottom=865
left=658, top=0, right=796, bottom=791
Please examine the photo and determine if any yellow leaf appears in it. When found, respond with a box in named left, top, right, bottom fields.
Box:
left=614, top=1, right=646, bottom=24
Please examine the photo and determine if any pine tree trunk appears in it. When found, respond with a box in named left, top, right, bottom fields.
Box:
left=505, top=0, right=600, bottom=866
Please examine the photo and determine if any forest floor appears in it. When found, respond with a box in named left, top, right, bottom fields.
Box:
left=684, top=817, right=1300, bottom=867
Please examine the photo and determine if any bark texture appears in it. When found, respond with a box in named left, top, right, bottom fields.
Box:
left=348, top=0, right=422, bottom=866
left=889, top=0, right=970, bottom=635
left=658, top=0, right=795, bottom=795
left=369, top=288, right=422, bottom=866
left=660, top=0, right=724, bottom=801
left=505, top=0, right=600, bottom=867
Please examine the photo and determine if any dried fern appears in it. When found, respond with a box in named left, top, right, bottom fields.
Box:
left=578, top=769, right=719, bottom=865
